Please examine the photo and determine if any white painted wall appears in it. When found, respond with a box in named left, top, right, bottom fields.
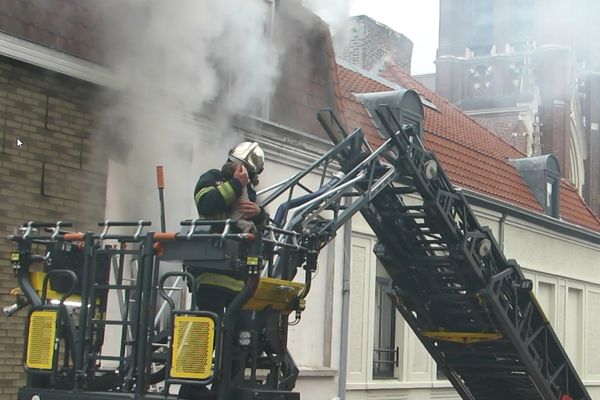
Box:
left=250, top=123, right=344, bottom=397
left=343, top=203, right=600, bottom=399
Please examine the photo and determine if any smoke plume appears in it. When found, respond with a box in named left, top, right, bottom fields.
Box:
left=94, top=0, right=279, bottom=226
left=302, top=0, right=352, bottom=32
left=302, top=0, right=353, bottom=51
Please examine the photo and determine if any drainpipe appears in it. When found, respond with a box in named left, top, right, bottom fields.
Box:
left=499, top=213, right=507, bottom=251
left=338, top=218, right=352, bottom=399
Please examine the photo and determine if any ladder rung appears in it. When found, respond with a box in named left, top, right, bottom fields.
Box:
left=403, top=205, right=425, bottom=211
left=93, top=320, right=132, bottom=326
left=94, top=284, right=136, bottom=290
left=418, top=270, right=456, bottom=277
left=457, top=371, right=531, bottom=380
left=398, top=212, right=427, bottom=218
left=89, top=355, right=126, bottom=361
left=419, top=245, right=448, bottom=252
left=412, top=256, right=454, bottom=265
left=452, top=361, right=524, bottom=370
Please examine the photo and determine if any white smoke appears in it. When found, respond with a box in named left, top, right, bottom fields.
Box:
left=302, top=0, right=353, bottom=50
left=302, top=0, right=351, bottom=32
left=94, top=0, right=280, bottom=227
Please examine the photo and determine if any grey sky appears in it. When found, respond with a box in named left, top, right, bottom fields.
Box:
left=349, top=0, right=440, bottom=75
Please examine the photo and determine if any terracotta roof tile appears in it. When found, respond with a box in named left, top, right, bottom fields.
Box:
left=337, top=62, right=600, bottom=232
left=559, top=181, right=600, bottom=231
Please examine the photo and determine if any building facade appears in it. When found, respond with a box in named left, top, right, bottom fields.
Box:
left=337, top=61, right=600, bottom=399
left=0, top=3, right=110, bottom=394
left=1, top=2, right=600, bottom=400
left=0, top=1, right=347, bottom=398
left=436, top=0, right=600, bottom=217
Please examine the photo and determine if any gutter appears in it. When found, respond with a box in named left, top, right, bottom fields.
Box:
left=461, top=188, right=600, bottom=245
left=0, top=30, right=118, bottom=88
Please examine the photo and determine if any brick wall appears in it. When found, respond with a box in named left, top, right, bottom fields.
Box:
left=270, top=1, right=345, bottom=138
left=470, top=112, right=528, bottom=153
left=341, top=15, right=413, bottom=74
left=0, top=0, right=105, bottom=63
left=0, top=56, right=107, bottom=398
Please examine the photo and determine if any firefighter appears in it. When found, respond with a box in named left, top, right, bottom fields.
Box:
left=180, top=142, right=266, bottom=398
left=192, top=141, right=267, bottom=314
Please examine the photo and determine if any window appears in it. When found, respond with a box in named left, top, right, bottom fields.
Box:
left=373, top=275, right=397, bottom=378
left=469, top=64, right=493, bottom=96
left=546, top=177, right=559, bottom=217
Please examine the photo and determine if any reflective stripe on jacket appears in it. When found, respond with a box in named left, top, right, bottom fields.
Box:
left=196, top=272, right=244, bottom=292
left=194, top=181, right=238, bottom=208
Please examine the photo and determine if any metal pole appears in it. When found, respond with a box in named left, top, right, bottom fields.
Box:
left=338, top=205, right=352, bottom=400
left=156, top=166, right=166, bottom=232
left=74, top=232, right=94, bottom=389
left=134, top=233, right=156, bottom=395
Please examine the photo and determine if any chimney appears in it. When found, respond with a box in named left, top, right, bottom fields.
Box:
left=340, top=15, right=413, bottom=74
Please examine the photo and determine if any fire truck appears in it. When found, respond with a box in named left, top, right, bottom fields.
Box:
left=4, top=90, right=590, bottom=399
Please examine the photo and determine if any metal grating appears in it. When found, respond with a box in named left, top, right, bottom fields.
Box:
left=170, top=315, right=214, bottom=380
left=26, top=310, right=57, bottom=370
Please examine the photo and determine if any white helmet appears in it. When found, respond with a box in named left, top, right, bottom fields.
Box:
left=228, top=141, right=265, bottom=174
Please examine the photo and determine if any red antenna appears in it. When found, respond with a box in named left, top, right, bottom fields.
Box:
left=156, top=166, right=166, bottom=232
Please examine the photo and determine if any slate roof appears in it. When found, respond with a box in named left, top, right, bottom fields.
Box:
left=336, top=61, right=600, bottom=232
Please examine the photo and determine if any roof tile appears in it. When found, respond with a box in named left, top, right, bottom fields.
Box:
left=337, top=62, right=600, bottom=232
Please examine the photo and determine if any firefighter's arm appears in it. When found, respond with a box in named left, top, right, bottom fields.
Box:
left=237, top=201, right=267, bottom=229
left=252, top=207, right=268, bottom=230
left=194, top=170, right=243, bottom=215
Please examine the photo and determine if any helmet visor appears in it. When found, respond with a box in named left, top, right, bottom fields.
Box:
left=229, top=142, right=264, bottom=174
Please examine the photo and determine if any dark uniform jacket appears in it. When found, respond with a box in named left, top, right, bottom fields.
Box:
left=192, top=168, right=265, bottom=291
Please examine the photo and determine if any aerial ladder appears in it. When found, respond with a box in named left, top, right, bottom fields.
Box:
left=4, top=89, right=589, bottom=400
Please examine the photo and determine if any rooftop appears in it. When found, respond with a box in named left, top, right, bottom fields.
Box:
left=336, top=61, right=600, bottom=232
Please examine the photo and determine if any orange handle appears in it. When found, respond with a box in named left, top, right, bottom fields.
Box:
left=64, top=233, right=84, bottom=241
left=153, top=232, right=176, bottom=241
left=156, top=165, right=165, bottom=189
left=153, top=242, right=164, bottom=257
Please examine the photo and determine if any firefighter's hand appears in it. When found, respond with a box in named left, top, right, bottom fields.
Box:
left=238, top=201, right=261, bottom=218
left=233, top=164, right=249, bottom=186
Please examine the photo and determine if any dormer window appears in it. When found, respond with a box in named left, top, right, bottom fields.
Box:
left=510, top=155, right=561, bottom=218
